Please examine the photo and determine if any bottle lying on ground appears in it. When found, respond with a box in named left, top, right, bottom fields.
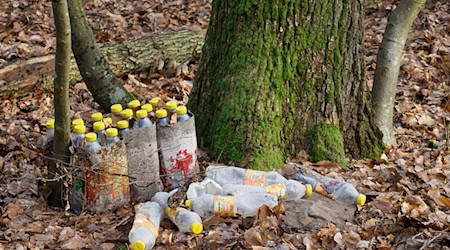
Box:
left=285, top=162, right=366, bottom=206
left=185, top=193, right=278, bottom=218
left=205, top=166, right=287, bottom=186
left=129, top=201, right=162, bottom=250
left=166, top=207, right=203, bottom=234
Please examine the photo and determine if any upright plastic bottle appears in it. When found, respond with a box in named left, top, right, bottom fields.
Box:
left=45, top=119, right=55, bottom=145
left=121, top=108, right=134, bottom=121
left=71, top=118, right=84, bottom=129
left=185, top=193, right=278, bottom=218
left=222, top=180, right=312, bottom=201
left=105, top=128, right=120, bottom=146
left=176, top=106, right=189, bottom=123
left=117, top=120, right=130, bottom=138
left=150, top=97, right=161, bottom=109
left=141, top=104, right=155, bottom=119
left=103, top=117, right=112, bottom=126
left=93, top=121, right=106, bottom=144
left=110, top=104, right=123, bottom=123
left=91, top=112, right=103, bottom=123
left=128, top=100, right=141, bottom=114
left=165, top=101, right=178, bottom=114
left=166, top=207, right=203, bottom=234
left=129, top=201, right=162, bottom=250
left=286, top=163, right=366, bottom=206
left=72, top=125, right=86, bottom=148
left=135, top=110, right=153, bottom=128
left=155, top=110, right=169, bottom=126
left=205, top=166, right=288, bottom=187
left=84, top=133, right=101, bottom=152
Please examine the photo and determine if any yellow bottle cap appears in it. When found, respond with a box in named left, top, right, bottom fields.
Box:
left=305, top=184, right=313, bottom=198
left=165, top=100, right=177, bottom=110
left=357, top=194, right=366, bottom=206
left=85, top=132, right=97, bottom=142
left=72, top=118, right=84, bottom=127
left=103, top=117, right=112, bottom=125
left=91, top=112, right=103, bottom=122
left=121, top=109, right=133, bottom=119
left=185, top=200, right=191, bottom=210
left=73, top=125, right=86, bottom=134
left=155, top=109, right=168, bottom=119
left=46, top=119, right=55, bottom=129
left=141, top=104, right=153, bottom=112
left=93, top=121, right=105, bottom=131
left=136, top=110, right=148, bottom=119
left=128, top=99, right=141, bottom=109
left=176, top=106, right=187, bottom=115
left=106, top=128, right=118, bottom=137
left=150, top=97, right=160, bottom=107
left=117, top=120, right=129, bottom=129
left=131, top=240, right=145, bottom=250
left=110, top=104, right=123, bottom=114
left=190, top=222, right=203, bottom=234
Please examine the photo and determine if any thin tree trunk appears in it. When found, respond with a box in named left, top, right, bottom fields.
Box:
left=190, top=0, right=384, bottom=169
left=47, top=0, right=71, bottom=207
left=372, top=0, right=426, bottom=146
left=67, top=0, right=133, bottom=111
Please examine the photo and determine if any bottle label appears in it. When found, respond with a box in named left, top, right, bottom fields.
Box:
left=244, top=170, right=266, bottom=186
left=166, top=207, right=183, bottom=223
left=213, top=196, right=235, bottom=216
left=315, top=183, right=332, bottom=198
left=266, top=183, right=286, bottom=199
left=133, top=213, right=158, bottom=237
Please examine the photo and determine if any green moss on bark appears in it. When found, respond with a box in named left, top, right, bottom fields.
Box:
left=308, top=123, right=347, bottom=167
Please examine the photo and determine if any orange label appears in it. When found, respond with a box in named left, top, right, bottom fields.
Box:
left=133, top=215, right=158, bottom=237
left=315, top=183, right=332, bottom=198
left=213, top=196, right=235, bottom=216
left=244, top=170, right=266, bottom=186
left=266, top=183, right=286, bottom=199
left=166, top=207, right=183, bottom=222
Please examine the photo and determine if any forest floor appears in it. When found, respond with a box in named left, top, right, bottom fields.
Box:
left=1, top=0, right=449, bottom=249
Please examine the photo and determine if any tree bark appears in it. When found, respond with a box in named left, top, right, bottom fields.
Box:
left=371, top=0, right=426, bottom=146
left=47, top=0, right=71, bottom=207
left=190, top=0, right=384, bottom=169
left=67, top=0, right=133, bottom=110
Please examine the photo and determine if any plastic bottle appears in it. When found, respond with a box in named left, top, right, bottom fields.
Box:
left=176, top=106, right=189, bottom=123
left=186, top=178, right=223, bottom=200
left=222, top=180, right=312, bottom=201
left=135, top=110, right=153, bottom=128
left=205, top=166, right=288, bottom=187
left=166, top=207, right=203, bottom=234
left=93, top=121, right=106, bottom=144
left=84, top=133, right=101, bottom=152
left=165, top=100, right=178, bottom=114
left=105, top=128, right=120, bottom=146
left=72, top=125, right=86, bottom=148
left=111, top=103, right=123, bottom=118
left=185, top=193, right=278, bottom=218
left=71, top=118, right=84, bottom=129
left=155, top=110, right=169, bottom=126
left=45, top=119, right=55, bottom=145
left=141, top=104, right=155, bottom=119
left=150, top=97, right=161, bottom=109
left=91, top=112, right=103, bottom=123
left=150, top=189, right=179, bottom=212
left=129, top=201, right=162, bottom=250
left=286, top=163, right=366, bottom=206
left=103, top=117, right=112, bottom=126
left=128, top=100, right=141, bottom=114
left=117, top=120, right=130, bottom=138
left=121, top=108, right=134, bottom=120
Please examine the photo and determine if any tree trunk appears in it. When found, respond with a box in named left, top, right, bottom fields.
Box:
left=67, top=0, right=133, bottom=111
left=371, top=0, right=426, bottom=146
left=190, top=0, right=384, bottom=169
left=47, top=0, right=71, bottom=207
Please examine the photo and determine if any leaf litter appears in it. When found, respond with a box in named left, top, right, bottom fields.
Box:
left=1, top=0, right=450, bottom=249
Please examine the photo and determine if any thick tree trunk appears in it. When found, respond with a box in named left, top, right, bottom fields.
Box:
left=371, top=0, right=426, bottom=146
left=47, top=0, right=71, bottom=207
left=0, top=30, right=204, bottom=97
left=68, top=0, right=133, bottom=110
left=190, top=0, right=384, bottom=169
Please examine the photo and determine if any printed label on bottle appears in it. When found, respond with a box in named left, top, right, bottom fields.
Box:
left=166, top=207, right=183, bottom=222
left=244, top=170, right=266, bottom=186
left=266, top=183, right=286, bottom=199
left=133, top=214, right=159, bottom=237
left=315, top=183, right=332, bottom=199
left=213, top=196, right=235, bottom=216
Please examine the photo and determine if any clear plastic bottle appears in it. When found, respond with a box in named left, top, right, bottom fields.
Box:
left=93, top=121, right=106, bottom=144
left=165, top=100, right=178, bottom=114
left=176, top=106, right=189, bottom=123
left=129, top=201, right=162, bottom=250
left=103, top=117, right=112, bottom=126
left=205, top=166, right=288, bottom=187
left=150, top=97, right=161, bottom=109
left=186, top=178, right=223, bottom=200
left=135, top=110, right=153, bottom=128
left=128, top=99, right=141, bottom=114
left=150, top=189, right=179, bottom=212
left=141, top=104, right=155, bottom=120
left=117, top=120, right=130, bottom=138
left=121, top=108, right=134, bottom=121
left=45, top=119, right=55, bottom=145
left=110, top=103, right=123, bottom=123
left=72, top=125, right=86, bottom=148
left=105, top=128, right=120, bottom=146
left=155, top=109, right=169, bottom=126
left=222, top=180, right=312, bottom=201
left=286, top=163, right=366, bottom=206
left=166, top=207, right=203, bottom=234
left=71, top=118, right=84, bottom=129
left=84, top=133, right=101, bottom=152
left=91, top=112, right=103, bottom=123
left=185, top=193, right=278, bottom=218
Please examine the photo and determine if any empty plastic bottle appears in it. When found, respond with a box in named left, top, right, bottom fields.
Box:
left=93, top=121, right=106, bottom=144
left=117, top=120, right=130, bottom=138
left=185, top=193, right=278, bottom=218
left=186, top=178, right=223, bottom=200
left=121, top=108, right=134, bottom=120
left=166, top=207, right=203, bottom=234
left=150, top=97, right=161, bottom=109
left=103, top=117, right=112, bottom=126
left=128, top=99, right=141, bottom=114
left=110, top=104, right=123, bottom=124
left=286, top=163, right=366, bottom=206
left=176, top=106, right=189, bottom=123
left=129, top=201, right=162, bottom=250
left=84, top=133, right=101, bottom=152
left=45, top=119, right=55, bottom=145
left=91, top=112, right=103, bottom=123
left=155, top=110, right=169, bottom=126
left=141, top=104, right=155, bottom=118
left=71, top=118, right=84, bottom=128
left=105, top=128, right=120, bottom=146
left=135, top=110, right=153, bottom=128
left=165, top=100, right=178, bottom=114
left=151, top=189, right=179, bottom=212
left=222, top=180, right=312, bottom=201
left=72, top=125, right=86, bottom=148
left=205, top=166, right=287, bottom=187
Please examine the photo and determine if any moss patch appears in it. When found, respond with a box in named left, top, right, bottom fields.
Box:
left=308, top=123, right=347, bottom=167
